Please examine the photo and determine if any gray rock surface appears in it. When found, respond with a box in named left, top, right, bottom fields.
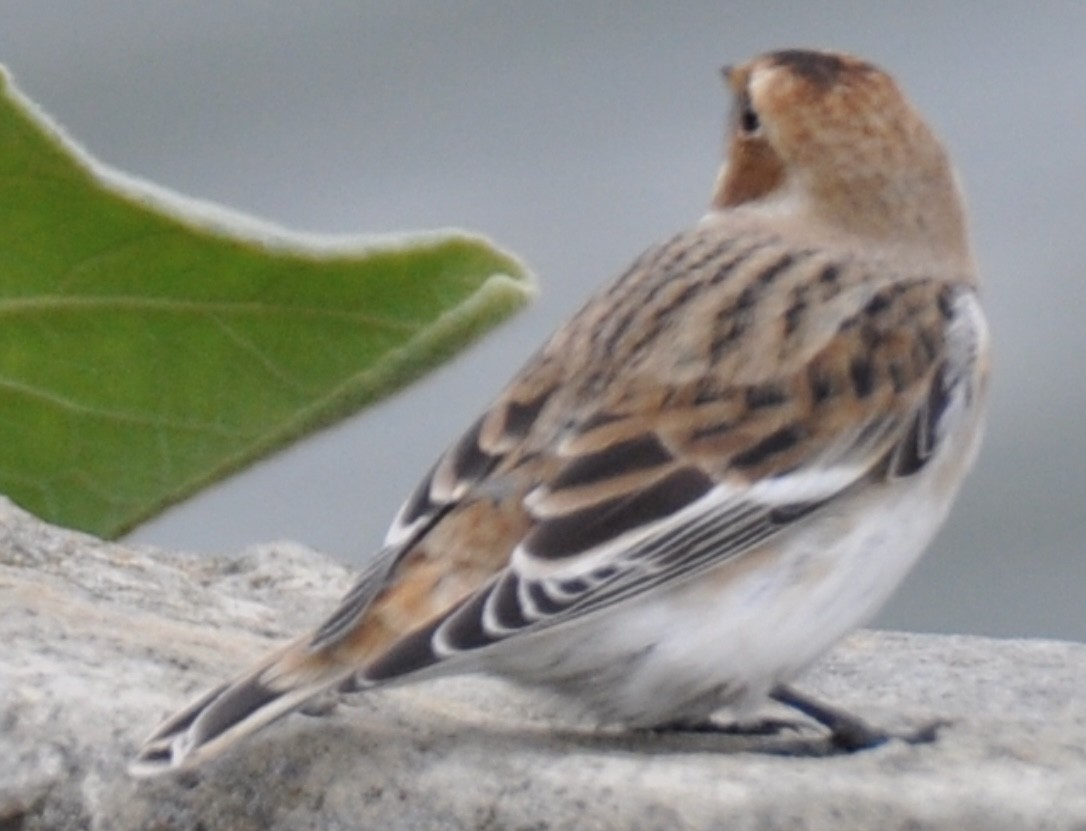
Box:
left=2, top=495, right=1085, bottom=830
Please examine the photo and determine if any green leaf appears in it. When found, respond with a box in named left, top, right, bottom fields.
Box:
left=0, top=67, right=534, bottom=538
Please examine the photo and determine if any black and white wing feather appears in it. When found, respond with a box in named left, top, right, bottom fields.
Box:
left=346, top=264, right=986, bottom=683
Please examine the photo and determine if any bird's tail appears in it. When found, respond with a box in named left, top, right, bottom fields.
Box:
left=129, top=636, right=355, bottom=777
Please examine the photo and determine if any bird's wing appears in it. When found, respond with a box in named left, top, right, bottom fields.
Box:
left=314, top=252, right=985, bottom=684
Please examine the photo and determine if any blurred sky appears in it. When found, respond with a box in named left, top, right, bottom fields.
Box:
left=2, top=2, right=1085, bottom=640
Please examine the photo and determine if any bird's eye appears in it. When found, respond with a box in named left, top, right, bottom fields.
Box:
left=740, top=104, right=761, bottom=135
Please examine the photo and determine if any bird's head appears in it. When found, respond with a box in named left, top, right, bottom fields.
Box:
left=712, top=49, right=970, bottom=268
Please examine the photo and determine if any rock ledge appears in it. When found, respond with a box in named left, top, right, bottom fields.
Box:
left=2, top=497, right=1084, bottom=830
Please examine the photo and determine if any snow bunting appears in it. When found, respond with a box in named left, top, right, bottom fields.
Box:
left=132, top=48, right=989, bottom=775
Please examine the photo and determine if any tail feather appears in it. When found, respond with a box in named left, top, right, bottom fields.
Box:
left=129, top=639, right=353, bottom=777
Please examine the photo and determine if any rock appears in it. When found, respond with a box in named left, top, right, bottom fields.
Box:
left=1, top=495, right=1085, bottom=830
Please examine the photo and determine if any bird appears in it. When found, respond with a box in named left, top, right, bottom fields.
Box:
left=131, top=48, right=989, bottom=776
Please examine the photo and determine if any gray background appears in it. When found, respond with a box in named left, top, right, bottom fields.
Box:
left=2, top=2, right=1084, bottom=640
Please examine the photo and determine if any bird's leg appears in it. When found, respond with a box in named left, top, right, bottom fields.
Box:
left=649, top=715, right=802, bottom=737
left=770, top=685, right=944, bottom=751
